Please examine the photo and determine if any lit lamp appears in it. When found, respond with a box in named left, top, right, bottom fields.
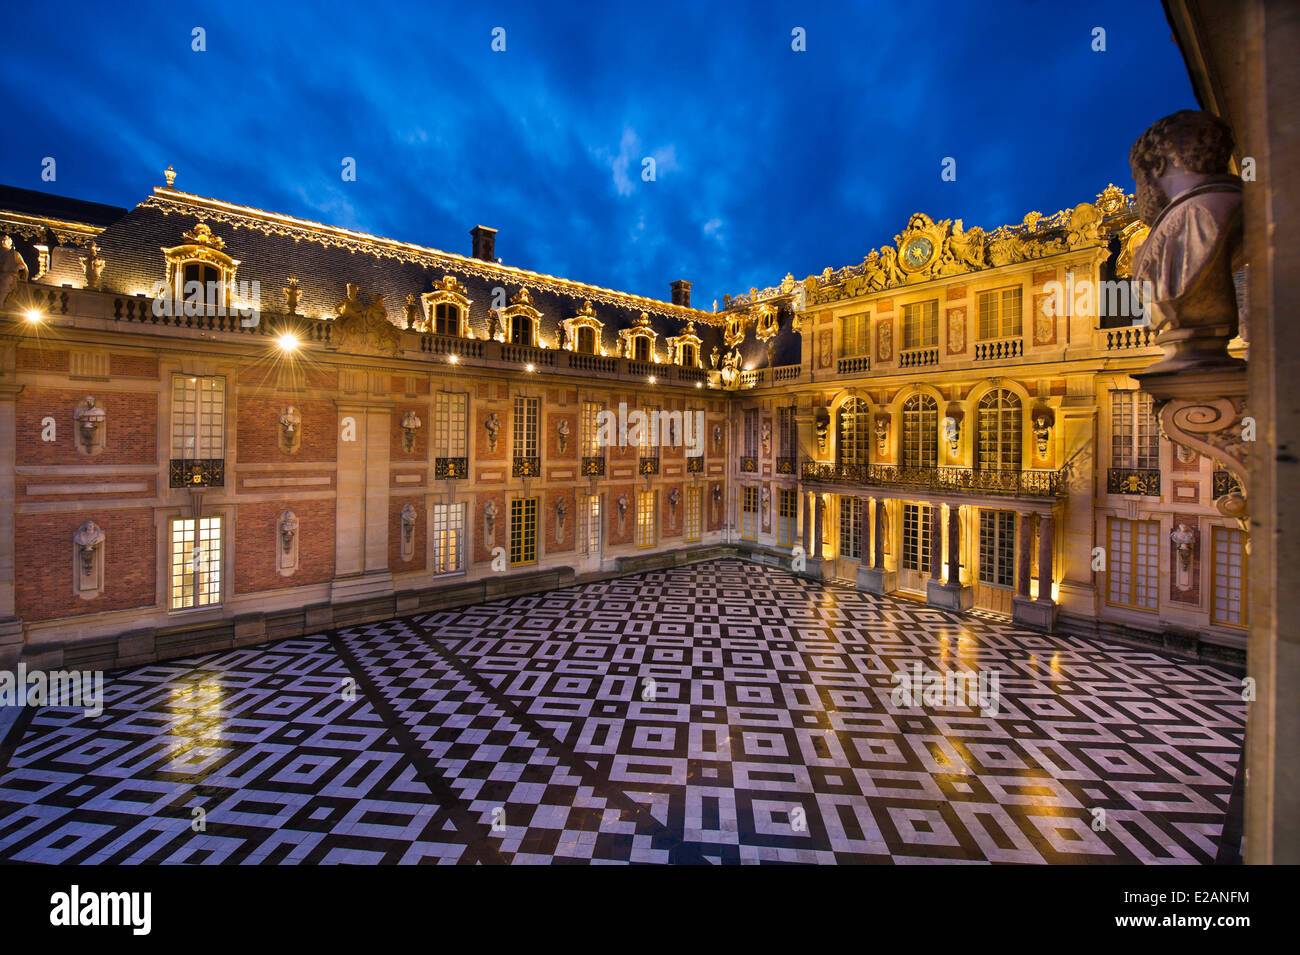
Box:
left=24, top=310, right=42, bottom=323
left=277, top=332, right=299, bottom=352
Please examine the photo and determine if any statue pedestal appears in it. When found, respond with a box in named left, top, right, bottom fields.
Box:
left=801, top=558, right=825, bottom=581
left=926, top=580, right=973, bottom=611
left=1013, top=595, right=1057, bottom=632
left=857, top=566, right=896, bottom=595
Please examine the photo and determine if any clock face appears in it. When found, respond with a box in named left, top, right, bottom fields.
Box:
left=903, top=236, right=933, bottom=269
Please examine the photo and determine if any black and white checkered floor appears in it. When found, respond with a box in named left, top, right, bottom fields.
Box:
left=0, top=560, right=1245, bottom=864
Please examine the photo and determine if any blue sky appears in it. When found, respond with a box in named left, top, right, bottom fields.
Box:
left=0, top=0, right=1195, bottom=308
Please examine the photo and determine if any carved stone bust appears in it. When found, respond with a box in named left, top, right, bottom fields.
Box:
left=1129, top=109, right=1243, bottom=374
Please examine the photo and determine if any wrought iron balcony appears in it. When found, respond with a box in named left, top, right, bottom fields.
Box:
left=169, top=458, right=225, bottom=488
left=686, top=455, right=704, bottom=473
left=1213, top=469, right=1242, bottom=498
left=582, top=455, right=606, bottom=476
left=800, top=461, right=1068, bottom=498
left=512, top=456, right=541, bottom=478
left=434, top=457, right=468, bottom=480
left=775, top=456, right=796, bottom=475
left=638, top=457, right=660, bottom=475
left=740, top=456, right=758, bottom=473
left=1107, top=468, right=1161, bottom=496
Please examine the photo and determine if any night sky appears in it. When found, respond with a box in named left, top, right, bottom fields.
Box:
left=0, top=0, right=1194, bottom=308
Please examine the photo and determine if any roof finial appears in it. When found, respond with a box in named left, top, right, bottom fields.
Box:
left=164, top=165, right=177, bottom=188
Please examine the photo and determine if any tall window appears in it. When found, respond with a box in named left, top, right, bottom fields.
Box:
left=170, top=517, right=222, bottom=610
left=582, top=400, right=604, bottom=457
left=777, top=489, right=797, bottom=546
left=1211, top=526, right=1246, bottom=627
left=742, top=409, right=758, bottom=458
left=777, top=406, right=796, bottom=458
left=583, top=494, right=601, bottom=555
left=511, top=314, right=535, bottom=346
left=171, top=375, right=225, bottom=459
left=977, top=389, right=1022, bottom=470
left=435, top=392, right=468, bottom=457
left=840, top=313, right=870, bottom=357
left=633, top=336, right=650, bottom=362
left=902, top=504, right=932, bottom=571
left=685, top=486, right=702, bottom=542
left=433, top=303, right=461, bottom=336
left=641, top=405, right=660, bottom=463
left=977, top=287, right=1023, bottom=339
left=513, top=396, right=539, bottom=459
left=1106, top=518, right=1159, bottom=611
left=681, top=343, right=697, bottom=367
left=577, top=326, right=597, bottom=354
left=902, top=300, right=939, bottom=349
left=902, top=394, right=938, bottom=469
left=978, top=510, right=1016, bottom=588
left=837, top=398, right=870, bottom=468
left=839, top=496, right=863, bottom=559
left=741, top=486, right=758, bottom=540
left=637, top=490, right=656, bottom=548
left=510, top=498, right=538, bottom=565
left=1111, top=390, right=1160, bottom=470
left=432, top=503, right=465, bottom=574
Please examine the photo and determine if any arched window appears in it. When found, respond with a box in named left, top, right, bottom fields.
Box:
left=681, top=343, right=697, bottom=367
left=433, top=303, right=461, bottom=336
left=182, top=262, right=222, bottom=309
left=902, top=394, right=938, bottom=469
left=633, top=336, right=650, bottom=362
left=977, top=390, right=1022, bottom=470
left=511, top=314, right=535, bottom=346
left=577, top=326, right=597, bottom=354
left=837, top=397, right=870, bottom=468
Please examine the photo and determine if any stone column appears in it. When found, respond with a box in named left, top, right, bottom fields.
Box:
left=812, top=494, right=824, bottom=561
left=947, top=504, right=961, bottom=584
left=1037, top=512, right=1055, bottom=604
left=926, top=501, right=973, bottom=611
left=873, top=497, right=885, bottom=569
left=1016, top=511, right=1034, bottom=598
left=928, top=503, right=943, bottom=581
left=801, top=491, right=812, bottom=555
left=859, top=496, right=871, bottom=563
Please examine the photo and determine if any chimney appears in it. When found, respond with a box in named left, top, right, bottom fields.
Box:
left=670, top=279, right=692, bottom=308
left=470, top=225, right=497, bottom=262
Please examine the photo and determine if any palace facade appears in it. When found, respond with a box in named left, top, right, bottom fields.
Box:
left=0, top=175, right=1247, bottom=671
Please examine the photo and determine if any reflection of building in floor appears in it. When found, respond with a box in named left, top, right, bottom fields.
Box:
left=0, top=561, right=1244, bottom=865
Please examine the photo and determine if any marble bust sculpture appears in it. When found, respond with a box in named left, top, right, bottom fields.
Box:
left=1128, top=109, right=1243, bottom=374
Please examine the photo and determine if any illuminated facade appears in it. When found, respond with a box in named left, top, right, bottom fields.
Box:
left=0, top=177, right=1246, bottom=670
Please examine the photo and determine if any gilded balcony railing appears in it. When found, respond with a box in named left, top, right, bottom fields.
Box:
left=638, top=457, right=660, bottom=475
left=1107, top=467, right=1161, bottom=496
left=1213, top=469, right=1242, bottom=498
left=686, top=455, right=704, bottom=473
left=434, top=457, right=469, bottom=479
left=800, top=461, right=1067, bottom=498
left=512, top=456, right=541, bottom=478
left=169, top=458, right=225, bottom=488
left=582, top=455, right=606, bottom=476
left=775, top=456, right=796, bottom=474
left=740, top=456, right=758, bottom=473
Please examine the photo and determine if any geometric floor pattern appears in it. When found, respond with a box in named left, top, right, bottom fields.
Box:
left=0, top=559, right=1245, bottom=864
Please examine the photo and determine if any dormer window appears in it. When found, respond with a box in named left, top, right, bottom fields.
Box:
left=500, top=287, right=542, bottom=348
left=666, top=320, right=703, bottom=367
left=620, top=312, right=659, bottom=363
left=160, top=222, right=242, bottom=318
left=421, top=275, right=472, bottom=337
left=561, top=301, right=605, bottom=355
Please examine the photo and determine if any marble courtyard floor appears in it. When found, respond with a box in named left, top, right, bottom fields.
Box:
left=0, top=559, right=1244, bottom=864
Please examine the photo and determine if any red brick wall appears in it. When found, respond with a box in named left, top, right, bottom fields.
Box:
left=17, top=348, right=69, bottom=372
left=546, top=411, right=575, bottom=460
left=16, top=388, right=157, bottom=467
left=233, top=499, right=335, bottom=594
left=608, top=484, right=634, bottom=545
left=110, top=354, right=159, bottom=378
left=15, top=508, right=156, bottom=621
left=236, top=397, right=337, bottom=463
